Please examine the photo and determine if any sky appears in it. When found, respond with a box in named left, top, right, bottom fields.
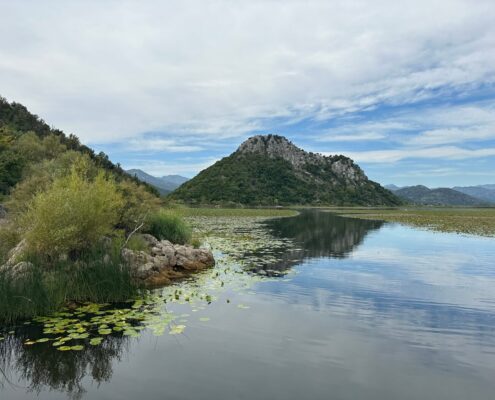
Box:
left=1, top=0, right=494, bottom=187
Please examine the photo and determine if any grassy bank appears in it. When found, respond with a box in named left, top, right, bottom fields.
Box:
left=0, top=246, right=137, bottom=324
left=173, top=207, right=298, bottom=218
left=328, top=207, right=495, bottom=237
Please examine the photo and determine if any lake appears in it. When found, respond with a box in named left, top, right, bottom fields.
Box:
left=1, top=209, right=495, bottom=400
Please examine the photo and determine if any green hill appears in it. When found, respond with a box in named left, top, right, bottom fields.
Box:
left=169, top=134, right=401, bottom=206
left=0, top=96, right=159, bottom=196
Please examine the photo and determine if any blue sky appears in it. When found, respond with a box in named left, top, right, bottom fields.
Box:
left=1, top=0, right=494, bottom=187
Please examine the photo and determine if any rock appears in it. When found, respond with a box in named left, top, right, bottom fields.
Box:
left=141, top=234, right=160, bottom=247
left=123, top=234, right=215, bottom=288
left=0, top=261, right=34, bottom=279
left=6, top=239, right=28, bottom=266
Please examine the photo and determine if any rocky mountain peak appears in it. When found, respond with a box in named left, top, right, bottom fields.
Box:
left=236, top=134, right=323, bottom=168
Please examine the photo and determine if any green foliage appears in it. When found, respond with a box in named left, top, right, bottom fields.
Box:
left=116, top=179, right=162, bottom=233
left=170, top=153, right=402, bottom=207
left=0, top=222, right=21, bottom=264
left=0, top=96, right=160, bottom=196
left=145, top=210, right=192, bottom=244
left=20, top=165, right=124, bottom=258
left=0, top=244, right=136, bottom=324
left=125, top=234, right=149, bottom=252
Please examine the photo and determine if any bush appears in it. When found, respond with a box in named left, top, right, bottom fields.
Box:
left=145, top=210, right=192, bottom=244
left=20, top=165, right=124, bottom=259
left=0, top=244, right=137, bottom=324
left=0, top=223, right=21, bottom=264
left=125, top=234, right=149, bottom=252
left=116, top=179, right=162, bottom=233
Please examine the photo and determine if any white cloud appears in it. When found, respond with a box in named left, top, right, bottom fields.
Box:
left=0, top=0, right=494, bottom=145
left=330, top=146, right=495, bottom=163
left=126, top=138, right=203, bottom=153
left=123, top=157, right=219, bottom=177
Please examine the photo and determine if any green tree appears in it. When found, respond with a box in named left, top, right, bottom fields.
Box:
left=21, top=165, right=124, bottom=258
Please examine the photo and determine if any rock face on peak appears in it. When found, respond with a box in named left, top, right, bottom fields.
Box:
left=170, top=134, right=401, bottom=206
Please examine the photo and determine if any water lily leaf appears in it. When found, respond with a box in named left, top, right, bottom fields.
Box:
left=98, top=329, right=112, bottom=335
left=70, top=345, right=84, bottom=351
left=58, top=346, right=72, bottom=351
left=90, top=337, right=103, bottom=346
left=199, top=317, right=210, bottom=322
left=36, top=338, right=50, bottom=343
left=169, top=325, right=186, bottom=335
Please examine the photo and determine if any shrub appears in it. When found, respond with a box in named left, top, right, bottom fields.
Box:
left=0, top=222, right=21, bottom=264
left=145, top=210, right=192, bottom=244
left=116, top=179, right=161, bottom=233
left=125, top=234, right=149, bottom=252
left=20, top=165, right=124, bottom=259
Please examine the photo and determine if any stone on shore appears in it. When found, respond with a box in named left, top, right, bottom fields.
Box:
left=122, top=236, right=214, bottom=287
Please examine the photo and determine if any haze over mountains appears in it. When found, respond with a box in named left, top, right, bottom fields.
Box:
left=386, top=184, right=495, bottom=206
left=126, top=169, right=188, bottom=195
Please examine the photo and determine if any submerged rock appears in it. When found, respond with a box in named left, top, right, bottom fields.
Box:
left=122, top=236, right=215, bottom=287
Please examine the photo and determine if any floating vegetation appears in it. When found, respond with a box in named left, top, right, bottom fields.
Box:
left=2, top=214, right=298, bottom=351
left=329, top=207, right=495, bottom=237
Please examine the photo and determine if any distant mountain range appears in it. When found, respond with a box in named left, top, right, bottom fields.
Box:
left=168, top=134, right=402, bottom=206
left=126, top=169, right=188, bottom=195
left=385, top=184, right=495, bottom=206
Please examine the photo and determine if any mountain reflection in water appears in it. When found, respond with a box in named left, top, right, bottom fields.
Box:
left=2, top=210, right=495, bottom=400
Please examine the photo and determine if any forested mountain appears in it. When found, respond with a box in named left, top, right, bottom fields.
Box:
left=394, top=185, right=488, bottom=206
left=0, top=97, right=159, bottom=196
left=127, top=169, right=188, bottom=195
left=169, top=134, right=402, bottom=206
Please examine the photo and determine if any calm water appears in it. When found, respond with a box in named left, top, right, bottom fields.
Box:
left=2, top=210, right=495, bottom=400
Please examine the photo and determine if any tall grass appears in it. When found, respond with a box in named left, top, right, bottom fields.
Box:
left=145, top=210, right=192, bottom=244
left=0, top=244, right=137, bottom=324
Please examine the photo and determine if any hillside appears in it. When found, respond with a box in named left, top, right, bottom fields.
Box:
left=453, top=185, right=495, bottom=204
left=395, top=185, right=488, bottom=206
left=127, top=169, right=188, bottom=195
left=169, top=134, right=401, bottom=206
left=0, top=96, right=159, bottom=196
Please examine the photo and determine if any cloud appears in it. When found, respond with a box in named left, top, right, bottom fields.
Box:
left=123, top=157, right=219, bottom=177
left=126, top=138, right=203, bottom=153
left=331, top=146, right=495, bottom=163
left=0, top=0, right=494, bottom=146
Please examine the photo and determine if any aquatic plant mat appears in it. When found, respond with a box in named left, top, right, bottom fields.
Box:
left=328, top=207, right=495, bottom=237
left=0, top=214, right=297, bottom=352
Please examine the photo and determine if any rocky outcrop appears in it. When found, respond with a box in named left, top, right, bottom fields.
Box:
left=122, top=237, right=215, bottom=287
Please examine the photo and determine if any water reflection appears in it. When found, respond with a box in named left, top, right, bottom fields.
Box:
left=2, top=210, right=495, bottom=400
left=0, top=327, right=129, bottom=399
left=265, top=209, right=384, bottom=258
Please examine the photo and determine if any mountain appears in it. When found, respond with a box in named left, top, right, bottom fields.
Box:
left=453, top=185, right=495, bottom=204
left=0, top=97, right=159, bottom=196
left=127, top=169, right=188, bottom=195
left=385, top=184, right=401, bottom=191
left=169, top=134, right=402, bottom=206
left=395, top=185, right=488, bottom=206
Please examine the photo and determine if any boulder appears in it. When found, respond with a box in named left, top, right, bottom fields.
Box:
left=123, top=234, right=215, bottom=288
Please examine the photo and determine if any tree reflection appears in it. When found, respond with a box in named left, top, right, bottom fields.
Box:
left=0, top=325, right=129, bottom=399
